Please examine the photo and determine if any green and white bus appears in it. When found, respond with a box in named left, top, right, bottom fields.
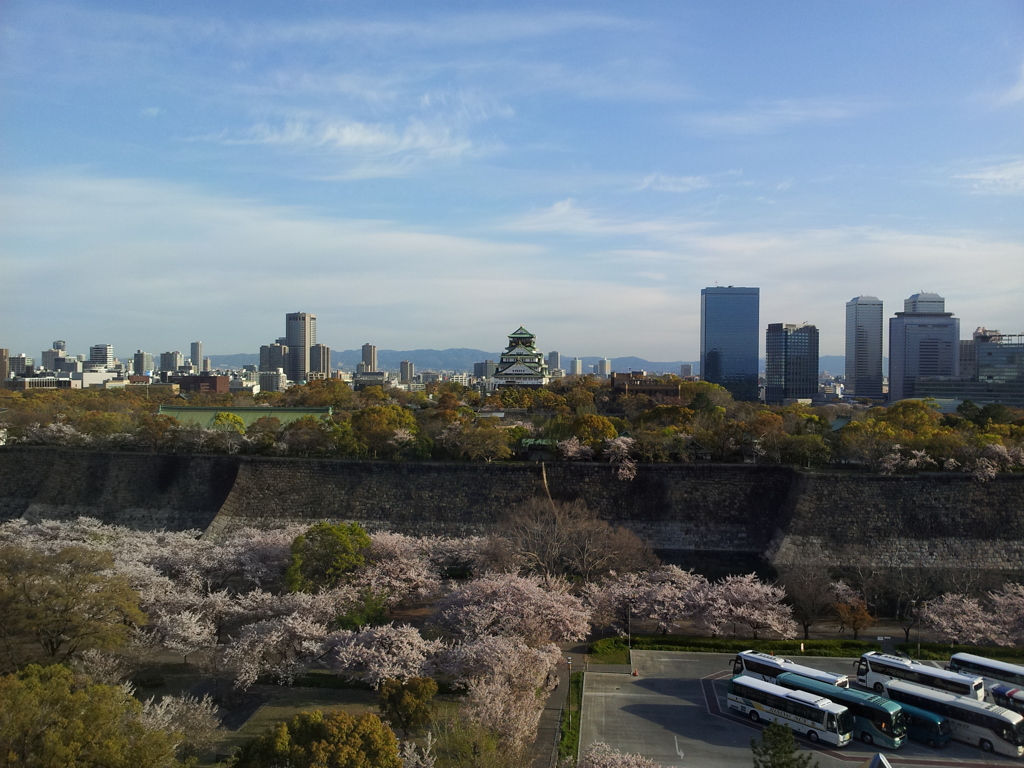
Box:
left=776, top=672, right=907, bottom=749
left=732, top=649, right=850, bottom=687
left=899, top=702, right=954, bottom=749
left=857, top=652, right=984, bottom=700
left=885, top=679, right=1024, bottom=757
left=727, top=675, right=853, bottom=747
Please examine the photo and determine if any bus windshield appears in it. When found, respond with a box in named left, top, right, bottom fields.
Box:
left=890, top=709, right=908, bottom=738
left=1012, top=721, right=1024, bottom=747
left=836, top=710, right=853, bottom=736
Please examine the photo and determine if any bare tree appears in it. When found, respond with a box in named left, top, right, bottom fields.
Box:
left=777, top=562, right=837, bottom=640
left=498, top=498, right=657, bottom=580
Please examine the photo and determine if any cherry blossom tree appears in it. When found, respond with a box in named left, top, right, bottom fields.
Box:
left=577, top=743, right=666, bottom=768
left=330, top=623, right=444, bottom=688
left=696, top=574, right=796, bottom=639
left=557, top=437, right=594, bottom=461
left=988, top=582, right=1024, bottom=645
left=152, top=608, right=217, bottom=663
left=604, top=437, right=638, bottom=481
left=433, top=573, right=589, bottom=646
left=924, top=593, right=995, bottom=645
left=223, top=613, right=329, bottom=689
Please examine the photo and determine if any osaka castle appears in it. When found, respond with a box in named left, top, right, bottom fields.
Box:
left=491, top=326, right=550, bottom=388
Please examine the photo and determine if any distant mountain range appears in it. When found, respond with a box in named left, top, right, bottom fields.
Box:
left=209, top=351, right=876, bottom=376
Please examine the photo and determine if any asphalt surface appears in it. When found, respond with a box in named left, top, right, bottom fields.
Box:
left=578, top=651, right=1024, bottom=768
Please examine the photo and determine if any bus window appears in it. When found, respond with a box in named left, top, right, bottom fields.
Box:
left=732, top=657, right=743, bottom=675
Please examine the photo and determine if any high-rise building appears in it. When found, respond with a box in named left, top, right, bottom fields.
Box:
left=765, top=323, right=819, bottom=404
left=309, top=344, right=331, bottom=379
left=190, top=342, right=203, bottom=370
left=700, top=286, right=760, bottom=401
left=0, top=349, right=10, bottom=380
left=89, top=344, right=114, bottom=368
left=260, top=343, right=289, bottom=372
left=9, top=354, right=33, bottom=375
left=203, top=357, right=212, bottom=373
left=597, top=358, right=612, bottom=378
left=914, top=331, right=1024, bottom=407
left=680, top=363, right=693, bottom=377
left=53, top=340, right=66, bottom=352
left=285, top=312, right=316, bottom=382
left=400, top=360, right=415, bottom=383
left=570, top=358, right=583, bottom=376
left=41, top=343, right=67, bottom=371
left=888, top=292, right=959, bottom=401
left=159, top=351, right=183, bottom=372
left=361, top=343, right=378, bottom=373
left=133, top=351, right=155, bottom=376
left=845, top=296, right=884, bottom=398
left=547, top=351, right=561, bottom=371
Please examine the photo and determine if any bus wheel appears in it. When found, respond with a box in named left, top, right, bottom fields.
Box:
left=749, top=710, right=760, bottom=723
left=926, top=739, right=937, bottom=748
left=861, top=733, right=873, bottom=745
left=873, top=683, right=884, bottom=693
left=808, top=731, right=819, bottom=744
left=980, top=739, right=994, bottom=753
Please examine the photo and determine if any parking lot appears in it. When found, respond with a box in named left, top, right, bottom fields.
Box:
left=578, top=651, right=1023, bottom=768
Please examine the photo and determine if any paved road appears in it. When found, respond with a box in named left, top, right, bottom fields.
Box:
left=579, top=651, right=1023, bottom=768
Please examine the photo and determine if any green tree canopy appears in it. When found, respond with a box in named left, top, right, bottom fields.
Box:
left=285, top=522, right=372, bottom=593
left=377, top=676, right=438, bottom=736
left=0, top=664, right=180, bottom=768
left=0, top=545, right=145, bottom=668
left=229, top=710, right=401, bottom=768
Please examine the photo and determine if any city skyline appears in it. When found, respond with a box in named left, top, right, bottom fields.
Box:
left=2, top=2, right=1022, bottom=358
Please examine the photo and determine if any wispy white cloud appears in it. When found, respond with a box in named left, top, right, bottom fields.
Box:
left=140, top=107, right=162, bottom=117
left=638, top=174, right=710, bottom=193
left=955, top=159, right=1024, bottom=195
left=687, top=100, right=865, bottom=134
left=996, top=59, right=1024, bottom=105
left=504, top=198, right=706, bottom=238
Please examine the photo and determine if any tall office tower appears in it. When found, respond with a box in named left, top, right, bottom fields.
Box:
left=845, top=296, right=884, bottom=398
left=159, top=351, right=184, bottom=372
left=53, top=340, right=66, bottom=352
left=89, top=344, right=114, bottom=367
left=0, top=349, right=9, bottom=380
left=700, top=286, right=760, bottom=401
left=597, top=358, right=612, bottom=378
left=570, top=358, right=583, bottom=376
left=361, top=343, right=378, bottom=373
left=9, top=354, right=33, bottom=375
left=888, top=292, right=959, bottom=401
left=959, top=327, right=1000, bottom=380
left=259, top=343, right=289, bottom=372
left=309, top=344, right=331, bottom=379
left=191, top=342, right=203, bottom=369
left=765, top=323, right=819, bottom=404
left=134, top=351, right=155, bottom=376
left=400, top=360, right=415, bottom=383
left=284, top=312, right=316, bottom=382
left=680, top=363, right=693, bottom=377
left=203, top=357, right=212, bottom=373
left=547, top=351, right=561, bottom=371
left=41, top=343, right=67, bottom=371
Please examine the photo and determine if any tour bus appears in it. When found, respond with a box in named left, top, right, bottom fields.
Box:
left=857, top=652, right=984, bottom=700
left=776, top=672, right=907, bottom=749
left=732, top=650, right=850, bottom=688
left=989, top=683, right=1024, bottom=715
left=885, top=679, right=1024, bottom=757
left=950, top=653, right=1024, bottom=689
left=727, top=675, right=853, bottom=747
left=899, top=702, right=954, bottom=749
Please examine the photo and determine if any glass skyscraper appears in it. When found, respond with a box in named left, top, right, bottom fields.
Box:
left=765, top=323, right=819, bottom=404
left=700, top=286, right=759, bottom=401
left=845, top=296, right=884, bottom=398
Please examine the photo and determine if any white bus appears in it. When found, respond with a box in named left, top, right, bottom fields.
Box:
left=732, top=650, right=850, bottom=687
left=727, top=675, right=854, bottom=747
left=885, top=679, right=1024, bottom=757
left=950, top=653, right=1024, bottom=689
left=857, top=652, right=984, bottom=700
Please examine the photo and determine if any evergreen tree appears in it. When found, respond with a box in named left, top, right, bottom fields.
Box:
left=751, top=723, right=819, bottom=768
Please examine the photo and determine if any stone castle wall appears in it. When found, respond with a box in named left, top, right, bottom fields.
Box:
left=1, top=447, right=1023, bottom=573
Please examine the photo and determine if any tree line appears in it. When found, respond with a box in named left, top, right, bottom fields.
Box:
left=2, top=376, right=1023, bottom=478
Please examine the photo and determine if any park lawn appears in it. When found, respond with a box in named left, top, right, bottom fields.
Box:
left=202, top=686, right=379, bottom=766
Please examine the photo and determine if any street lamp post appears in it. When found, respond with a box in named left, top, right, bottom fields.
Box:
left=566, top=656, right=573, bottom=736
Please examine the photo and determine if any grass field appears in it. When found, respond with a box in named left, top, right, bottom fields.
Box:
left=557, top=671, right=585, bottom=764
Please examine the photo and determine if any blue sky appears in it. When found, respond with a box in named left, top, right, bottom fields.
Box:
left=2, top=1, right=1022, bottom=362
